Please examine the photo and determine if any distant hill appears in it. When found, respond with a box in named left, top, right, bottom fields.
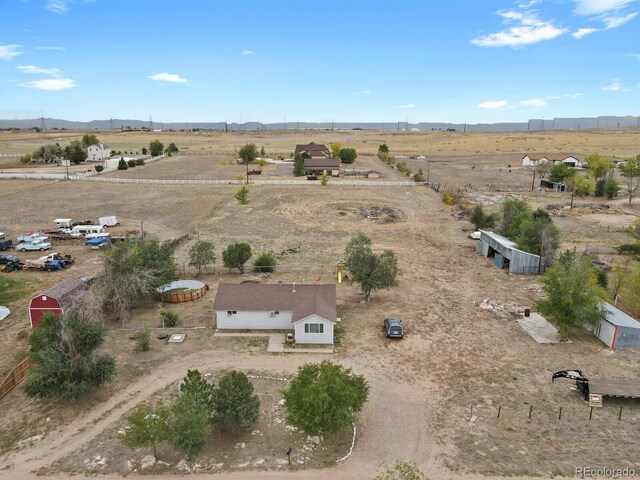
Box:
left=0, top=116, right=638, bottom=132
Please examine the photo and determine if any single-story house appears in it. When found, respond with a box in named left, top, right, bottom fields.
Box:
left=540, top=179, right=567, bottom=192
left=28, top=277, right=89, bottom=328
left=86, top=143, right=112, bottom=162
left=213, top=283, right=337, bottom=345
left=295, top=142, right=330, bottom=159
left=477, top=230, right=544, bottom=275
left=592, top=303, right=640, bottom=349
left=522, top=154, right=582, bottom=168
left=304, top=158, right=341, bottom=176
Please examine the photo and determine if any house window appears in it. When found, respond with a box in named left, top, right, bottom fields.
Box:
left=304, top=323, right=324, bottom=334
left=226, top=310, right=237, bottom=316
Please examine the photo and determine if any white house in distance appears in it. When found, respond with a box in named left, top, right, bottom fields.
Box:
left=521, top=154, right=582, bottom=168
left=213, top=283, right=337, bottom=345
left=86, top=144, right=111, bottom=161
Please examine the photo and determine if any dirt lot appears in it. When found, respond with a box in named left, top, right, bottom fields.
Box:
left=0, top=129, right=639, bottom=480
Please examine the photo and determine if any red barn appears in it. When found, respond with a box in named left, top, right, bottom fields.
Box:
left=28, top=278, right=89, bottom=328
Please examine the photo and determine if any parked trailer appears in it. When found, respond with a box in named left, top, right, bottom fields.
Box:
left=85, top=237, right=108, bottom=249
left=72, top=225, right=106, bottom=236
left=54, top=219, right=73, bottom=229
left=552, top=369, right=640, bottom=403
left=99, top=216, right=118, bottom=227
left=0, top=239, right=12, bottom=251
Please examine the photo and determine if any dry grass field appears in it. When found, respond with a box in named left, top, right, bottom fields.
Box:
left=0, top=128, right=639, bottom=479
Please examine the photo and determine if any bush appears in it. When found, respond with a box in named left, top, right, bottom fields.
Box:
left=257, top=159, right=266, bottom=167
left=135, top=158, right=145, bottom=166
left=595, top=179, right=606, bottom=197
left=235, top=185, right=249, bottom=205
left=136, top=327, right=151, bottom=351
left=617, top=244, right=640, bottom=255
left=320, top=171, right=329, bottom=186
left=127, top=159, right=136, bottom=168
left=604, top=179, right=620, bottom=199
left=212, top=371, right=260, bottom=432
left=596, top=268, right=608, bottom=288
left=442, top=187, right=462, bottom=206
left=19, top=153, right=31, bottom=164
left=339, top=147, right=358, bottom=164
left=141, top=147, right=147, bottom=155
left=169, top=393, right=209, bottom=459
left=470, top=205, right=496, bottom=230
left=397, top=161, right=411, bottom=176
left=253, top=252, right=277, bottom=272
left=94, top=165, right=104, bottom=173
left=118, top=158, right=128, bottom=170
left=160, top=308, right=179, bottom=327
left=413, top=169, right=425, bottom=182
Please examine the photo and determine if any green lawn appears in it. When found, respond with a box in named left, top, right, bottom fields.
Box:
left=0, top=277, right=39, bottom=306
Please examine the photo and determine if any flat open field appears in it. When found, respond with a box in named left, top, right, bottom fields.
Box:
left=0, top=128, right=639, bottom=480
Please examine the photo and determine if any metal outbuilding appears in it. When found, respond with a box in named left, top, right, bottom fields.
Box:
left=476, top=230, right=543, bottom=275
left=593, top=303, right=640, bottom=349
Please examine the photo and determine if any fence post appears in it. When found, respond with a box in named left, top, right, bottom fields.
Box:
left=497, top=405, right=501, bottom=418
left=558, top=407, right=562, bottom=420
left=528, top=405, right=533, bottom=418
left=618, top=406, right=623, bottom=421
left=589, top=407, right=593, bottom=420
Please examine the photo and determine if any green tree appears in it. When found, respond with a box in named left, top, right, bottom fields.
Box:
left=339, top=147, right=358, bottom=164
left=22, top=313, right=116, bottom=402
left=188, top=240, right=216, bottom=275
left=253, top=252, right=276, bottom=272
left=330, top=142, right=343, bottom=159
left=81, top=134, right=100, bottom=147
left=536, top=250, right=606, bottom=341
left=149, top=140, right=164, bottom=156
left=320, top=171, right=329, bottom=185
left=63, top=140, right=88, bottom=164
left=623, top=266, right=640, bottom=316
left=118, top=157, right=128, bottom=170
left=127, top=159, right=136, bottom=168
left=122, top=404, right=169, bottom=458
left=168, top=142, right=179, bottom=153
left=620, top=155, right=640, bottom=204
left=179, top=369, right=216, bottom=421
left=293, top=153, right=306, bottom=176
left=141, top=147, right=148, bottom=155
left=344, top=233, right=400, bottom=302
left=549, top=163, right=575, bottom=182
left=169, top=393, right=210, bottom=459
left=377, top=144, right=390, bottom=158
left=515, top=209, right=560, bottom=263
left=604, top=179, right=620, bottom=199
left=470, top=205, right=496, bottom=230
left=260, top=146, right=265, bottom=157
left=584, top=152, right=611, bottom=183
left=212, top=371, right=260, bottom=432
left=222, top=242, right=252, bottom=273
left=534, top=161, right=551, bottom=179
left=31, top=143, right=63, bottom=163
left=283, top=361, right=369, bottom=436
left=568, top=172, right=595, bottom=196
left=238, top=143, right=258, bottom=164
left=499, top=198, right=531, bottom=238
left=235, top=185, right=249, bottom=204
left=96, top=238, right=177, bottom=323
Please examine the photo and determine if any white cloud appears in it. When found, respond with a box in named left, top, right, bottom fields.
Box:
left=17, top=65, right=61, bottom=76
left=36, top=46, right=65, bottom=51
left=0, top=44, right=22, bottom=60
left=241, top=49, right=254, bottom=55
left=148, top=72, right=188, bottom=84
left=633, top=53, right=640, bottom=59
left=20, top=78, right=77, bottom=91
left=478, top=100, right=508, bottom=109
left=46, top=0, right=69, bottom=13
left=396, top=103, right=415, bottom=109
left=573, top=0, right=635, bottom=15
left=602, top=12, right=638, bottom=27
left=356, top=90, right=372, bottom=95
left=602, top=81, right=621, bottom=91
left=471, top=9, right=566, bottom=47
left=521, top=98, right=546, bottom=107
left=572, top=27, right=599, bottom=37
left=570, top=92, right=586, bottom=98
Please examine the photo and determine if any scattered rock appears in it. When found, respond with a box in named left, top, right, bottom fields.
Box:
left=296, top=459, right=305, bottom=465
left=285, top=424, right=298, bottom=432
left=278, top=399, right=286, bottom=405
left=251, top=430, right=260, bottom=435
left=17, top=434, right=45, bottom=448
left=45, top=417, right=51, bottom=423
left=236, top=462, right=250, bottom=468
left=253, top=459, right=265, bottom=466
left=84, top=455, right=107, bottom=470
left=140, top=455, right=156, bottom=470
left=127, top=460, right=134, bottom=471
left=176, top=460, right=190, bottom=472
left=157, top=461, right=171, bottom=467
left=213, top=463, right=224, bottom=468
left=307, top=435, right=321, bottom=445
left=235, top=442, right=246, bottom=449
left=470, top=415, right=478, bottom=423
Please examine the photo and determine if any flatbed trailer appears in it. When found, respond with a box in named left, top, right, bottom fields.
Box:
left=553, top=370, right=640, bottom=402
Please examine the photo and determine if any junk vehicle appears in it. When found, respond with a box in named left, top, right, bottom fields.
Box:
left=99, top=216, right=118, bottom=227
left=0, top=239, right=13, bottom=251
left=85, top=237, right=108, bottom=249
left=1, top=260, right=24, bottom=273
left=25, top=253, right=74, bottom=270
left=552, top=369, right=640, bottom=404
left=17, top=233, right=49, bottom=243
left=54, top=218, right=73, bottom=229
left=16, top=239, right=51, bottom=252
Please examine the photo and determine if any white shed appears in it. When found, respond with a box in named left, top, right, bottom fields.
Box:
left=213, top=283, right=337, bottom=345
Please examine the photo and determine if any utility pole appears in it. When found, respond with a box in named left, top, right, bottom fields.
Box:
left=427, top=161, right=430, bottom=184
left=531, top=169, right=536, bottom=191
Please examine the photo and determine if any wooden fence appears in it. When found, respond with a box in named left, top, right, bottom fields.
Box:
left=0, top=358, right=31, bottom=400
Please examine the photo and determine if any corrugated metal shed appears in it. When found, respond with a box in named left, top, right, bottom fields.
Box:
left=476, top=230, right=543, bottom=275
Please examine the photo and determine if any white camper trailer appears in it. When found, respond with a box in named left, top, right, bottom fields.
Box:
left=71, top=225, right=106, bottom=236
left=54, top=219, right=73, bottom=229
left=99, top=216, right=119, bottom=227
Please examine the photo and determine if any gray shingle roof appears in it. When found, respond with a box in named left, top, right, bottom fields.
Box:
left=213, top=283, right=337, bottom=323
left=41, top=278, right=89, bottom=308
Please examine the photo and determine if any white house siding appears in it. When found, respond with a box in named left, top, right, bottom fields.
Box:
left=294, top=314, right=334, bottom=345
left=87, top=144, right=112, bottom=161
left=215, top=310, right=293, bottom=330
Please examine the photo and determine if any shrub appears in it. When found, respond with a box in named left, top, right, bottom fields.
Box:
left=470, top=205, right=496, bottom=230
left=169, top=393, right=209, bottom=459
left=604, top=179, right=620, bottom=199
left=596, top=268, right=608, bottom=288
left=212, top=371, right=260, bottom=432
left=135, top=158, right=145, bottom=166
left=141, top=147, right=147, bottom=155
left=118, top=158, right=128, bottom=170
left=235, top=185, right=249, bottom=204
left=339, top=147, right=358, bottom=164
left=127, top=159, right=136, bottom=168
left=595, top=179, right=606, bottom=197
left=320, top=172, right=329, bottom=186
left=397, top=162, right=411, bottom=176
left=160, top=308, right=179, bottom=327
left=413, top=169, right=425, bottom=182
left=617, top=244, right=640, bottom=255
left=257, top=159, right=265, bottom=167
left=136, top=327, right=151, bottom=351
left=253, top=252, right=277, bottom=273
left=442, top=187, right=462, bottom=205
left=19, top=153, right=31, bottom=164
left=94, top=165, right=104, bottom=173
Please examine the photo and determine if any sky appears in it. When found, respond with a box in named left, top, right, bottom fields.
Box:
left=0, top=0, right=638, bottom=123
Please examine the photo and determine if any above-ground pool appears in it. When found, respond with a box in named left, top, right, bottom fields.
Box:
left=156, top=280, right=208, bottom=303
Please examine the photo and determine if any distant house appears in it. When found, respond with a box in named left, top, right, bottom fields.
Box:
left=86, top=143, right=111, bottom=161
left=592, top=303, right=640, bottom=349
left=366, top=170, right=381, bottom=179
left=304, top=158, right=341, bottom=176
left=522, top=154, right=582, bottom=168
left=213, top=283, right=337, bottom=345
left=28, top=277, right=90, bottom=328
left=295, top=142, right=330, bottom=159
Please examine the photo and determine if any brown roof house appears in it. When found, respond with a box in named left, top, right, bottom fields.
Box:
left=213, top=283, right=337, bottom=344
left=294, top=142, right=330, bottom=158
left=304, top=158, right=341, bottom=176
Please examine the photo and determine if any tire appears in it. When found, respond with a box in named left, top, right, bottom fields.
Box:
left=40, top=248, right=45, bottom=251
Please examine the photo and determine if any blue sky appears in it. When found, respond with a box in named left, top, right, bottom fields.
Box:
left=0, top=0, right=638, bottom=123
